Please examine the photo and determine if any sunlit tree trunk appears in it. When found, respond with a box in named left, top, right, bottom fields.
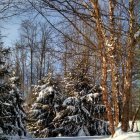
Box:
left=108, top=0, right=119, bottom=127
left=101, top=55, right=115, bottom=136
left=121, top=0, right=136, bottom=131
left=90, top=0, right=115, bottom=135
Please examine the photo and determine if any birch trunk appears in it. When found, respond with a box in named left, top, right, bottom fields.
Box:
left=101, top=55, right=115, bottom=135
left=108, top=0, right=120, bottom=127
left=90, top=0, right=115, bottom=135
left=121, top=0, right=135, bottom=131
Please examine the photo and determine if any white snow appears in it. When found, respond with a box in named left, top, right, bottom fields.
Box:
left=19, top=121, right=140, bottom=140
left=134, top=30, right=140, bottom=39
left=2, top=102, right=12, bottom=106
left=18, top=136, right=109, bottom=140
left=0, top=127, right=3, bottom=134
left=77, top=127, right=86, bottom=136
left=3, top=121, right=140, bottom=140
left=107, top=69, right=112, bottom=72
left=67, top=115, right=81, bottom=124
left=112, top=121, right=140, bottom=140
left=53, top=112, right=61, bottom=122
left=82, top=92, right=101, bottom=104
left=30, top=109, right=41, bottom=116
left=9, top=77, right=19, bottom=82
left=105, top=40, right=113, bottom=47
left=93, top=93, right=100, bottom=98
left=54, top=103, right=59, bottom=108
left=4, top=130, right=140, bottom=140
left=86, top=93, right=94, bottom=102
left=66, top=105, right=76, bottom=112
left=47, top=86, right=54, bottom=93
left=36, top=86, right=55, bottom=102
left=63, top=97, right=79, bottom=106
left=112, top=131, right=139, bottom=140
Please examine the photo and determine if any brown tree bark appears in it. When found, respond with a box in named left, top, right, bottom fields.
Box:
left=90, top=0, right=115, bottom=136
left=131, top=105, right=140, bottom=132
left=121, top=0, right=136, bottom=132
left=101, top=55, right=115, bottom=136
left=108, top=0, right=119, bottom=127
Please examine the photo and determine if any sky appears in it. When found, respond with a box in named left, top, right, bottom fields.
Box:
left=0, top=13, right=60, bottom=47
left=0, top=17, right=21, bottom=47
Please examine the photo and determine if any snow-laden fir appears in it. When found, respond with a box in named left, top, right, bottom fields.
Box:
left=0, top=47, right=26, bottom=139
left=27, top=72, right=110, bottom=138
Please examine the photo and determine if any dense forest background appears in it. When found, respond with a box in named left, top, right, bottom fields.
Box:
left=0, top=0, right=140, bottom=138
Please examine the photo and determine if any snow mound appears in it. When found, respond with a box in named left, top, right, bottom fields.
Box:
left=112, top=131, right=139, bottom=140
left=113, top=121, right=140, bottom=140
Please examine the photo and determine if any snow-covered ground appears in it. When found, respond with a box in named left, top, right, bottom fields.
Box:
left=4, top=121, right=140, bottom=140
left=4, top=132, right=140, bottom=140
left=24, top=136, right=109, bottom=140
left=112, top=131, right=140, bottom=140
left=22, top=132, right=140, bottom=140
left=112, top=121, right=140, bottom=140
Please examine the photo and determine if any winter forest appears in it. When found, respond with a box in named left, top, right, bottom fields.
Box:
left=0, top=0, right=140, bottom=140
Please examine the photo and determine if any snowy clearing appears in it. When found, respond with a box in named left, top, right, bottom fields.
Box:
left=21, top=132, right=140, bottom=140
left=5, top=121, right=140, bottom=140
left=23, top=136, right=109, bottom=140
left=4, top=131, right=140, bottom=140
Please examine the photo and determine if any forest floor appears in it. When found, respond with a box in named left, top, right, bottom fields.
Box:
left=6, top=130, right=140, bottom=140
left=22, top=132, right=140, bottom=140
left=6, top=121, right=140, bottom=140
left=25, top=121, right=140, bottom=140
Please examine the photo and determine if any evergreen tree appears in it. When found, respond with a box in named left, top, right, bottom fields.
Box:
left=28, top=70, right=110, bottom=137
left=0, top=45, right=26, bottom=139
left=27, top=73, right=63, bottom=138
left=52, top=71, right=110, bottom=136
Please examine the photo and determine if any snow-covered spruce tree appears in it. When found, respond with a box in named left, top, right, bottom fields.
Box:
left=27, top=73, right=63, bottom=138
left=0, top=47, right=26, bottom=139
left=52, top=71, right=110, bottom=136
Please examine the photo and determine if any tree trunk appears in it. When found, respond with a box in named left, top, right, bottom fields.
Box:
left=108, top=0, right=119, bottom=127
left=121, top=48, right=132, bottom=132
left=90, top=0, right=115, bottom=135
left=121, top=0, right=135, bottom=132
left=30, top=49, right=33, bottom=86
left=131, top=105, right=140, bottom=132
left=101, top=55, right=115, bottom=136
left=111, top=60, right=119, bottom=127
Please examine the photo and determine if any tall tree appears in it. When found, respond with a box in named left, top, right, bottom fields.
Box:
left=0, top=42, right=26, bottom=138
left=27, top=73, right=63, bottom=138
